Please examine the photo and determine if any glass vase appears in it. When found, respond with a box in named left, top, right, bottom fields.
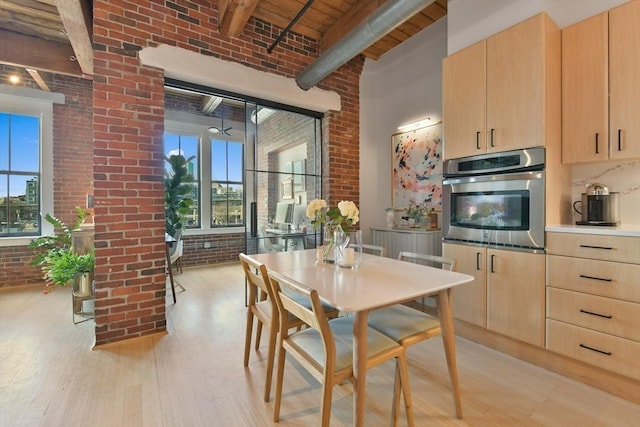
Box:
left=337, top=230, right=362, bottom=268
left=321, top=226, right=345, bottom=263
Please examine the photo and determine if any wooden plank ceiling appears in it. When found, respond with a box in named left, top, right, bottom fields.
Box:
left=0, top=0, right=447, bottom=85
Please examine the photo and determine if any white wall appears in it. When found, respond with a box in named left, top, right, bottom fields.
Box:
left=359, top=0, right=639, bottom=240
left=359, top=18, right=447, bottom=242
left=447, top=0, right=627, bottom=54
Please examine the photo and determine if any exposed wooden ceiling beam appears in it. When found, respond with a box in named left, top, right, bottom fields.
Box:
left=0, top=29, right=82, bottom=77
left=218, top=0, right=260, bottom=38
left=321, top=0, right=381, bottom=52
left=54, top=0, right=93, bottom=75
left=26, top=68, right=51, bottom=92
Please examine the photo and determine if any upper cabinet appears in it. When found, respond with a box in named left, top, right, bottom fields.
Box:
left=562, top=1, right=640, bottom=163
left=609, top=0, right=640, bottom=161
left=442, top=40, right=486, bottom=160
left=443, top=13, right=560, bottom=160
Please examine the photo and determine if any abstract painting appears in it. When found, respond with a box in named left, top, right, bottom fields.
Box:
left=391, top=122, right=443, bottom=208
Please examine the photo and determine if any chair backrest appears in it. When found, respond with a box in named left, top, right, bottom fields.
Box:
left=239, top=253, right=274, bottom=305
left=170, top=240, right=184, bottom=263
left=268, top=270, right=334, bottom=351
left=398, top=251, right=456, bottom=271
left=351, top=243, right=385, bottom=256
left=168, top=230, right=182, bottom=258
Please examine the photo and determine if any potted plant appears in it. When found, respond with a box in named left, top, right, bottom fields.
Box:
left=42, top=250, right=95, bottom=296
left=29, top=207, right=93, bottom=294
left=165, top=154, right=195, bottom=236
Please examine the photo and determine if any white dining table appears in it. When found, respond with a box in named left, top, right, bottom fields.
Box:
left=248, top=249, right=473, bottom=426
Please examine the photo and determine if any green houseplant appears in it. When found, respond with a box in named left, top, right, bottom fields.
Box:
left=29, top=207, right=93, bottom=293
left=165, top=154, right=195, bottom=236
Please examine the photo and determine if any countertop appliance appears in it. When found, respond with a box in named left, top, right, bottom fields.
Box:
left=573, top=183, right=620, bottom=226
left=442, top=147, right=545, bottom=251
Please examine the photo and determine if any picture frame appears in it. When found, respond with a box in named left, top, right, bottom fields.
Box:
left=281, top=178, right=293, bottom=200
left=391, top=122, right=443, bottom=208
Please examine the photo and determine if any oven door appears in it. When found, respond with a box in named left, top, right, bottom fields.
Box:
left=442, top=171, right=545, bottom=250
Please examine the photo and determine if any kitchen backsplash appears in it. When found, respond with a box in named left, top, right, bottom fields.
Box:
left=571, top=159, right=640, bottom=226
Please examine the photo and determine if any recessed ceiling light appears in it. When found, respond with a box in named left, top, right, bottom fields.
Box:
left=8, top=75, right=20, bottom=84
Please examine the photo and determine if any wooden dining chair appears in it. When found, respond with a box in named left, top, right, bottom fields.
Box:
left=239, top=253, right=339, bottom=403
left=367, top=252, right=464, bottom=419
left=269, top=270, right=415, bottom=427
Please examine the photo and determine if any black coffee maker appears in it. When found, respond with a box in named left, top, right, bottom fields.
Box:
left=573, top=183, right=620, bottom=226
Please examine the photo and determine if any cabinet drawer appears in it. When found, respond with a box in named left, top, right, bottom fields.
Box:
left=546, top=232, right=640, bottom=264
left=547, top=255, right=640, bottom=302
left=546, top=319, right=640, bottom=380
left=547, top=287, right=640, bottom=340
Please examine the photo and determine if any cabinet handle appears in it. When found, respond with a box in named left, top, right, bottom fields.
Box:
left=476, top=131, right=481, bottom=150
left=579, top=309, right=612, bottom=319
left=579, top=274, right=612, bottom=282
left=595, top=133, right=599, bottom=154
left=579, top=244, right=613, bottom=250
left=617, top=129, right=622, bottom=151
left=476, top=252, right=481, bottom=271
left=490, top=254, right=495, bottom=273
left=490, top=128, right=495, bottom=147
left=579, top=343, right=612, bottom=356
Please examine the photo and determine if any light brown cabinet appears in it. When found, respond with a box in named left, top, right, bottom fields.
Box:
left=561, top=1, right=640, bottom=163
left=443, top=243, right=545, bottom=347
left=443, top=13, right=560, bottom=160
left=546, top=231, right=640, bottom=380
left=443, top=243, right=486, bottom=327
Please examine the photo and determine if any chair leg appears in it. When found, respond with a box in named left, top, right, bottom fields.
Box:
left=273, top=342, right=287, bottom=422
left=263, top=325, right=278, bottom=402
left=320, top=380, right=334, bottom=427
left=255, top=320, right=263, bottom=350
left=391, top=362, right=401, bottom=427
left=244, top=309, right=254, bottom=367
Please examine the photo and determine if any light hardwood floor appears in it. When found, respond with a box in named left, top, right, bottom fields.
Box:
left=1, top=263, right=638, bottom=426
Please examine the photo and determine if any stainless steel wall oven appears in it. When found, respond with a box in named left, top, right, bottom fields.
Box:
left=442, top=148, right=545, bottom=251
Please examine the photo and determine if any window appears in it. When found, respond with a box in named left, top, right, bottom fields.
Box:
left=0, top=87, right=56, bottom=243
left=211, top=139, right=243, bottom=226
left=164, top=132, right=200, bottom=228
left=0, top=113, right=41, bottom=236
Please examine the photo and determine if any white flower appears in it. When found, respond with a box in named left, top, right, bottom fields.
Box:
left=306, top=198, right=327, bottom=219
left=338, top=200, right=359, bottom=225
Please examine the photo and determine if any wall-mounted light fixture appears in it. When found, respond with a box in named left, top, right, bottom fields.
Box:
left=8, top=75, right=20, bottom=84
left=397, top=117, right=436, bottom=132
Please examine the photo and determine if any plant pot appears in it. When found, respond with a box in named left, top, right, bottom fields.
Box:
left=73, top=272, right=94, bottom=297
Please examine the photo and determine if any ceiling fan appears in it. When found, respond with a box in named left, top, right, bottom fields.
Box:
left=207, top=125, right=232, bottom=136
left=207, top=99, right=232, bottom=135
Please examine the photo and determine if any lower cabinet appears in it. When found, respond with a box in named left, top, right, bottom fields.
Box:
left=443, top=243, right=545, bottom=347
left=546, top=231, right=640, bottom=380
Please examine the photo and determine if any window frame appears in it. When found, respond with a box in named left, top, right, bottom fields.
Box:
left=165, top=112, right=245, bottom=236
left=0, top=86, right=59, bottom=247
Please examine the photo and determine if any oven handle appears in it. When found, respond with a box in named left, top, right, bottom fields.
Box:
left=443, top=170, right=544, bottom=185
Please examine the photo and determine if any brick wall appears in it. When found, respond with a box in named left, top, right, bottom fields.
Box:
left=44, top=0, right=360, bottom=345
left=0, top=64, right=93, bottom=289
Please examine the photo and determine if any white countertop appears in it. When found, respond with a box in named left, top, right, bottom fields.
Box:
left=546, top=224, right=640, bottom=237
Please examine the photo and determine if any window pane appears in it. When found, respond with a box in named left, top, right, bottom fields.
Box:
left=228, top=183, right=243, bottom=224
left=0, top=113, right=8, bottom=170
left=1, top=112, right=41, bottom=237
left=211, top=140, right=227, bottom=180
left=10, top=115, right=39, bottom=172
left=164, top=132, right=200, bottom=229
left=228, top=142, right=243, bottom=182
